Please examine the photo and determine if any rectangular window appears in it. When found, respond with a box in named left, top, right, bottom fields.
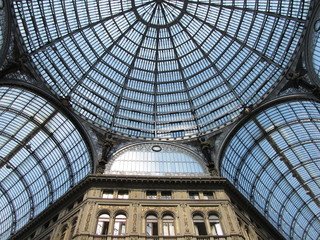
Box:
left=189, top=191, right=200, bottom=200
left=194, top=222, right=207, bottom=235
left=113, top=222, right=126, bottom=235
left=102, top=190, right=113, bottom=199
left=146, top=222, right=158, bottom=236
left=163, top=222, right=175, bottom=236
left=203, top=192, right=214, bottom=200
left=118, top=190, right=129, bottom=199
left=161, top=191, right=172, bottom=199
left=146, top=191, right=157, bottom=199
left=211, top=222, right=223, bottom=235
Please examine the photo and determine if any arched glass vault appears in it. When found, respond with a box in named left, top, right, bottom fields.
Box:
left=219, top=98, right=320, bottom=240
left=12, top=0, right=310, bottom=139
left=105, top=143, right=209, bottom=177
left=0, top=86, right=92, bottom=239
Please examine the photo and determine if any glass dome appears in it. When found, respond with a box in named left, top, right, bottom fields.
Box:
left=220, top=99, right=320, bottom=240
left=13, top=0, right=310, bottom=139
left=0, top=86, right=92, bottom=239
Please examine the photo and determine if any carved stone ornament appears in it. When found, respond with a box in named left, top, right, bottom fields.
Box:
left=142, top=206, right=177, bottom=215
left=85, top=204, right=94, bottom=231
left=190, top=206, right=219, bottom=214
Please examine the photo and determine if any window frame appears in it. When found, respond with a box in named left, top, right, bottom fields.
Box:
left=162, top=214, right=175, bottom=236
left=146, top=214, right=159, bottom=236
left=113, top=214, right=127, bottom=236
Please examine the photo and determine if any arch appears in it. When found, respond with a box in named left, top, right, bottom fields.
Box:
left=161, top=211, right=176, bottom=219
left=144, top=211, right=159, bottom=218
left=113, top=210, right=128, bottom=218
left=96, top=209, right=111, bottom=218
left=105, top=142, right=209, bottom=177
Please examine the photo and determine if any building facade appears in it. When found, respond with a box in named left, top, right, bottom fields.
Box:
left=12, top=176, right=284, bottom=240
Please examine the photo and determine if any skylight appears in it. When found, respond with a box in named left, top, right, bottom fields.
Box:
left=12, top=0, right=310, bottom=140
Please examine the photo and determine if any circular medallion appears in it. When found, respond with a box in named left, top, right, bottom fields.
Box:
left=152, top=145, right=162, bottom=152
left=133, top=0, right=187, bottom=28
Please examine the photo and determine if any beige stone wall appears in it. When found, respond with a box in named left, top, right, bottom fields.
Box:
left=26, top=186, right=276, bottom=240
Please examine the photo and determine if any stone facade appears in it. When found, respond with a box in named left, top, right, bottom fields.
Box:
left=14, top=176, right=284, bottom=240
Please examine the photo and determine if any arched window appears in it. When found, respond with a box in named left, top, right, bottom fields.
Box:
left=193, top=214, right=207, bottom=235
left=146, top=214, right=158, bottom=236
left=96, top=213, right=110, bottom=235
left=113, top=214, right=126, bottom=236
left=209, top=214, right=223, bottom=235
left=69, top=218, right=78, bottom=239
left=60, top=225, right=68, bottom=240
left=162, top=214, right=175, bottom=236
left=105, top=143, right=209, bottom=177
left=70, top=218, right=77, bottom=239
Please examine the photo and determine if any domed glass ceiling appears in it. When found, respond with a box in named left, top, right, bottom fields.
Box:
left=220, top=100, right=320, bottom=240
left=13, top=0, right=310, bottom=139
